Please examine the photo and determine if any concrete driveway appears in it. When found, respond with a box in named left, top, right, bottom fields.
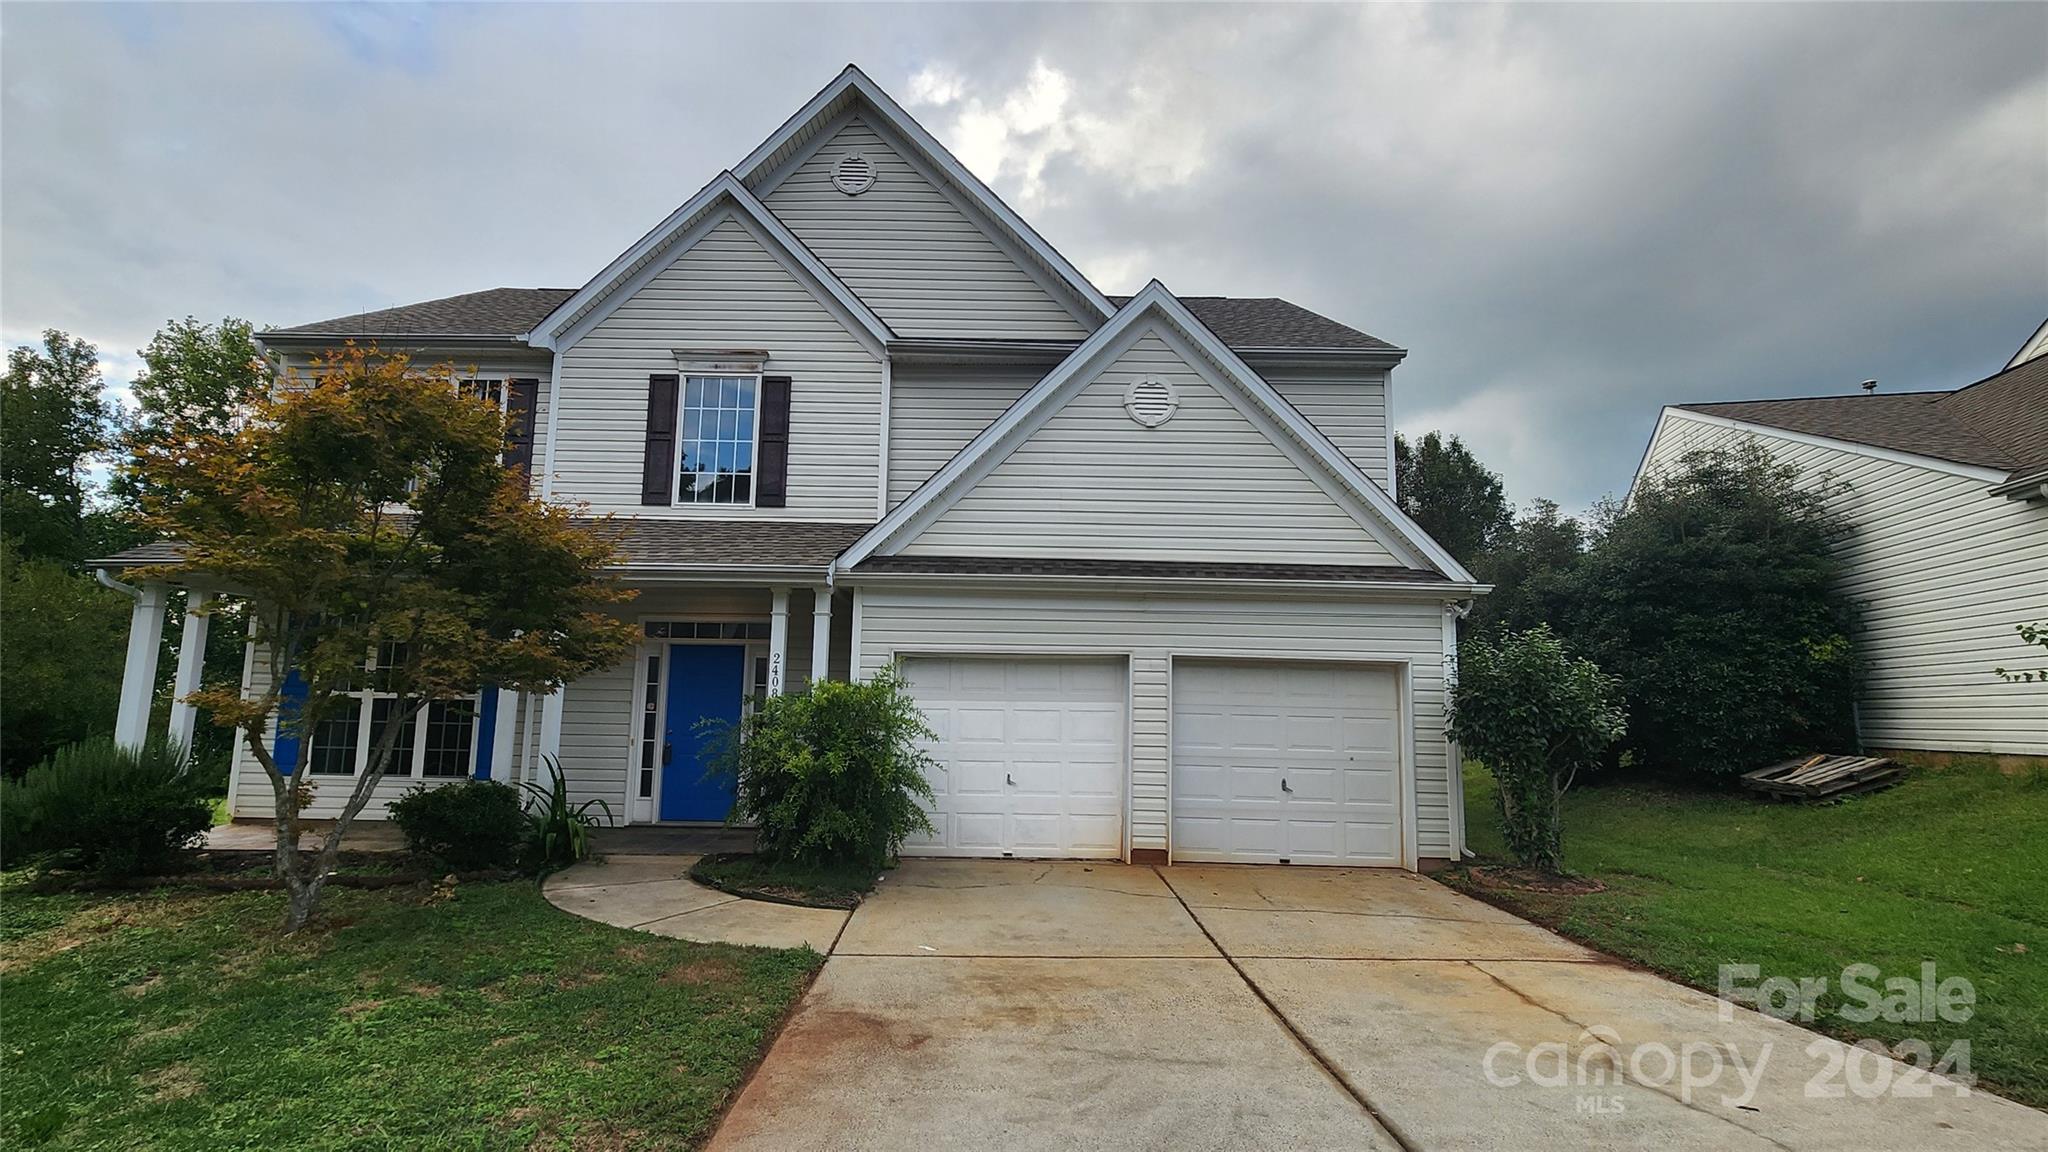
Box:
left=707, top=860, right=2047, bottom=1152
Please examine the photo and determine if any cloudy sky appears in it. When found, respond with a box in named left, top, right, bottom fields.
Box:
left=4, top=3, right=2043, bottom=511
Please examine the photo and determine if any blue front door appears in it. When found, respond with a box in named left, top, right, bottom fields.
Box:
left=660, top=644, right=746, bottom=821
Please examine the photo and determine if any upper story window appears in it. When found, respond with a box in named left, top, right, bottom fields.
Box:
left=677, top=374, right=759, bottom=505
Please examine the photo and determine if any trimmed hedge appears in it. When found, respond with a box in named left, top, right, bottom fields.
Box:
left=387, top=779, right=528, bottom=871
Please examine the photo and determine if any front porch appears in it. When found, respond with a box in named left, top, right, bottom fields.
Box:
left=89, top=536, right=862, bottom=828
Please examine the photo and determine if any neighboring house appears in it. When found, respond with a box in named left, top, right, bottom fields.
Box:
left=1634, top=327, right=2048, bottom=760
left=92, top=65, right=1486, bottom=869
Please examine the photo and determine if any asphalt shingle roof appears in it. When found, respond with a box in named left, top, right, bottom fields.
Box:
left=270, top=288, right=1395, bottom=352
left=266, top=288, right=576, bottom=338
left=1110, top=295, right=1397, bottom=351
left=1679, top=352, right=2048, bottom=478
left=87, top=521, right=870, bottom=574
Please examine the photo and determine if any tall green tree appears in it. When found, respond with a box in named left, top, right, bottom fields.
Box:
left=134, top=345, right=639, bottom=931
left=1573, top=443, right=1860, bottom=778
left=1394, top=431, right=1512, bottom=568
left=117, top=317, right=269, bottom=774
left=0, top=540, right=128, bottom=776
left=0, top=330, right=118, bottom=562
left=118, top=317, right=266, bottom=506
left=1469, top=498, right=1589, bottom=636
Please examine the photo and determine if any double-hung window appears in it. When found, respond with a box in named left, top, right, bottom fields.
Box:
left=675, top=374, right=759, bottom=505
left=306, top=643, right=479, bottom=779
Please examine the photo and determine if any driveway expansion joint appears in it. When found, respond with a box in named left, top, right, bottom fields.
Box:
left=1153, top=865, right=1420, bottom=1152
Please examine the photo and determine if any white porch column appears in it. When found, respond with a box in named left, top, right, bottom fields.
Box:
left=768, top=586, right=791, bottom=697
left=114, top=581, right=169, bottom=749
left=536, top=689, right=565, bottom=790
left=166, top=590, right=214, bottom=751
left=489, top=687, right=516, bottom=781
left=810, top=587, right=833, bottom=686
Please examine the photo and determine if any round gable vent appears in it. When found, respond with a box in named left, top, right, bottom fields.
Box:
left=1124, top=378, right=1180, bottom=428
left=832, top=152, right=876, bottom=196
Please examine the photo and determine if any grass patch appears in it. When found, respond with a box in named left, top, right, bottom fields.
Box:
left=1447, top=758, right=2047, bottom=1108
left=0, top=874, right=821, bottom=1149
left=688, top=853, right=881, bottom=910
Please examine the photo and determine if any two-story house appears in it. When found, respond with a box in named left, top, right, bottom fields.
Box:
left=94, top=66, right=1485, bottom=870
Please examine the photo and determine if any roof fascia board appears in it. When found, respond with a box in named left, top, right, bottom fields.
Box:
left=528, top=172, right=729, bottom=349
left=2007, top=315, right=2048, bottom=370
left=1139, top=287, right=1475, bottom=581
left=841, top=292, right=1156, bottom=568
left=541, top=178, right=895, bottom=359
left=844, top=568, right=1486, bottom=600
left=1143, top=320, right=1435, bottom=572
left=851, top=111, right=1107, bottom=330
left=1656, top=407, right=2011, bottom=485
left=841, top=281, right=1473, bottom=581
left=735, top=66, right=1115, bottom=326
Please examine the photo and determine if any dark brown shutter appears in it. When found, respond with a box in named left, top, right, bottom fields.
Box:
left=756, top=375, right=792, bottom=508
left=503, top=378, right=539, bottom=481
left=641, top=374, right=680, bottom=505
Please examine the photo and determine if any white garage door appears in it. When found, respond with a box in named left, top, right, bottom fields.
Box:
left=901, top=657, right=1126, bottom=859
left=1172, top=660, right=1402, bottom=866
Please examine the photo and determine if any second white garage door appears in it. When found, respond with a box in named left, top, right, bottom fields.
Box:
left=1172, top=659, right=1403, bottom=866
left=900, top=657, right=1125, bottom=859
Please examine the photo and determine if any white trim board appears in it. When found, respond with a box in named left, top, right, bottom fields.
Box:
left=735, top=65, right=1114, bottom=327
left=1632, top=406, right=2011, bottom=506
left=838, top=281, right=1476, bottom=582
left=527, top=174, right=894, bottom=356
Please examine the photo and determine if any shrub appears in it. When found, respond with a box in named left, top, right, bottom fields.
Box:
left=710, top=669, right=936, bottom=870
left=387, top=779, right=527, bottom=871
left=1574, top=443, right=1860, bottom=778
left=0, top=735, right=211, bottom=875
left=1447, top=626, right=1626, bottom=873
left=521, top=757, right=612, bottom=868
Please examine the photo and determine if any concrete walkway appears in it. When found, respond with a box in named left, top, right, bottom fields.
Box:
left=702, top=859, right=2047, bottom=1152
left=542, top=854, right=847, bottom=952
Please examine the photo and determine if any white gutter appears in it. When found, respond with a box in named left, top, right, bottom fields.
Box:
left=96, top=568, right=142, bottom=599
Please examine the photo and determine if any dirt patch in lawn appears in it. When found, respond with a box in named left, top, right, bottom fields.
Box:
left=1463, top=865, right=1606, bottom=895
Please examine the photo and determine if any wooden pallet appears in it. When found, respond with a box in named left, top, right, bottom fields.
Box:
left=1741, top=754, right=1902, bottom=801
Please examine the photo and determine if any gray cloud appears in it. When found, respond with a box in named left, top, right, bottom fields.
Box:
left=4, top=2, right=2042, bottom=509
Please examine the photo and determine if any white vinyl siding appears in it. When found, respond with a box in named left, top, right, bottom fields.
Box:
left=550, top=214, right=881, bottom=519
left=762, top=116, right=1091, bottom=340
left=899, top=330, right=1402, bottom=565
left=1265, top=368, right=1391, bottom=492
left=855, top=587, right=1454, bottom=861
left=555, top=654, right=634, bottom=820
left=886, top=364, right=1039, bottom=508
left=1641, top=411, right=2048, bottom=756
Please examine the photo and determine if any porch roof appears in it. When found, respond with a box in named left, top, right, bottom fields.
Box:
left=87, top=520, right=874, bottom=578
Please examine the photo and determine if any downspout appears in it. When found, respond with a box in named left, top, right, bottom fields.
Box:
left=96, top=568, right=142, bottom=600
left=1445, top=598, right=1476, bottom=860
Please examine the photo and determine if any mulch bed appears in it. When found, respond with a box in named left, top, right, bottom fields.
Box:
left=1462, top=865, right=1606, bottom=895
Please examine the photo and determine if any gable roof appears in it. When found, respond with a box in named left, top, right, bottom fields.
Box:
left=2008, top=315, right=2048, bottom=370
left=839, top=281, right=1477, bottom=584
left=738, top=65, right=1114, bottom=327
left=269, top=288, right=1400, bottom=355
left=1676, top=352, right=2048, bottom=479
left=522, top=172, right=894, bottom=353
left=1109, top=296, right=1397, bottom=353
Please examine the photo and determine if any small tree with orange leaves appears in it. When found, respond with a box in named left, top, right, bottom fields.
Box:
left=131, top=346, right=636, bottom=931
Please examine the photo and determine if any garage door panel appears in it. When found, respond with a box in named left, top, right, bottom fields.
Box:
left=903, top=657, right=1127, bottom=859
left=1172, top=659, right=1401, bottom=868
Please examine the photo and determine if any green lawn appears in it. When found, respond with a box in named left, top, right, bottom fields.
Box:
left=1448, top=759, right=2048, bottom=1108
left=1, top=877, right=821, bottom=1150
